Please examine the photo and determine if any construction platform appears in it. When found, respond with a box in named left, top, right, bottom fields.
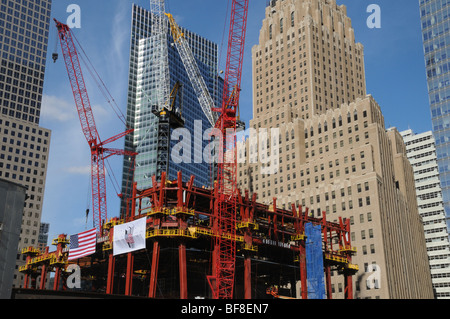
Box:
left=19, top=172, right=358, bottom=299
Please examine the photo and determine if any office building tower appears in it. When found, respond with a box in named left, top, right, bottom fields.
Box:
left=38, top=222, right=49, bottom=250
left=401, top=129, right=450, bottom=299
left=237, top=0, right=434, bottom=298
left=121, top=4, right=222, bottom=215
left=420, top=0, right=450, bottom=230
left=0, top=0, right=53, bottom=287
left=0, top=179, right=27, bottom=299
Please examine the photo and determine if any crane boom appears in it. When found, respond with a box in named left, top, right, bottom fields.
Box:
left=55, top=19, right=136, bottom=233
left=150, top=0, right=171, bottom=112
left=166, top=13, right=216, bottom=127
left=54, top=20, right=100, bottom=146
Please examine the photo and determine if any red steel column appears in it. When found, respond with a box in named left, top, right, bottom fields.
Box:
left=179, top=243, right=188, bottom=299
left=23, top=273, right=30, bottom=289
left=344, top=273, right=353, bottom=300
left=53, top=267, right=61, bottom=291
left=299, top=241, right=308, bottom=299
left=39, top=264, right=47, bottom=290
left=244, top=255, right=251, bottom=299
left=30, top=275, right=37, bottom=289
left=106, top=254, right=115, bottom=294
left=39, top=247, right=50, bottom=290
left=325, top=264, right=332, bottom=299
left=149, top=241, right=160, bottom=298
left=125, top=252, right=134, bottom=296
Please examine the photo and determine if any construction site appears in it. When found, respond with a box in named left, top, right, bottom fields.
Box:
left=17, top=0, right=359, bottom=300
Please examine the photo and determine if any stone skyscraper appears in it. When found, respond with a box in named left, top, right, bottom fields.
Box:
left=237, top=0, right=434, bottom=299
left=0, top=0, right=53, bottom=288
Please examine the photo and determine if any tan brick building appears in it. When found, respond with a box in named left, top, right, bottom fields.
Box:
left=237, top=0, right=434, bottom=299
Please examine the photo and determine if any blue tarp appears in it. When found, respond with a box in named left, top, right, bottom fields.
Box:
left=305, top=223, right=326, bottom=299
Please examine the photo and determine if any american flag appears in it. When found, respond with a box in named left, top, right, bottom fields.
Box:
left=68, top=228, right=97, bottom=261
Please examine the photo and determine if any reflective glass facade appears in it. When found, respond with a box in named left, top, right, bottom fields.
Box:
left=121, top=5, right=222, bottom=213
left=420, top=0, right=450, bottom=229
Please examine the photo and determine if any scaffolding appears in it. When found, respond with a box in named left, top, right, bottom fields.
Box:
left=20, top=172, right=358, bottom=299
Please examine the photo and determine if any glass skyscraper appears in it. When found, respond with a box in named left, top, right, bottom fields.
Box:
left=420, top=0, right=450, bottom=230
left=121, top=4, right=222, bottom=215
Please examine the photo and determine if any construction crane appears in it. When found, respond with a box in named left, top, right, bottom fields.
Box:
left=150, top=0, right=171, bottom=113
left=165, top=13, right=216, bottom=127
left=207, top=0, right=249, bottom=299
left=153, top=0, right=248, bottom=299
left=54, top=19, right=136, bottom=233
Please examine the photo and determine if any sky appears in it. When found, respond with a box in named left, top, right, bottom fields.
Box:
left=39, top=0, right=431, bottom=243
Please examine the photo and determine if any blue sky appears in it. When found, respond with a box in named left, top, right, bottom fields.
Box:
left=39, top=0, right=431, bottom=242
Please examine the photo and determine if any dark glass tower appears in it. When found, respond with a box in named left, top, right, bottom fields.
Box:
left=121, top=4, right=222, bottom=215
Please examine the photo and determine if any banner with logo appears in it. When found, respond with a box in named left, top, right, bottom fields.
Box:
left=113, top=217, right=147, bottom=256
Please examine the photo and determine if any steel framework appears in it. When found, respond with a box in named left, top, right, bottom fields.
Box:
left=20, top=172, right=358, bottom=299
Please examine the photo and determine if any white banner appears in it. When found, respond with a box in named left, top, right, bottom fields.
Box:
left=113, top=217, right=147, bottom=256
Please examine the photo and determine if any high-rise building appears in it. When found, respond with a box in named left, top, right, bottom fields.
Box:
left=0, top=179, right=27, bottom=299
left=237, top=0, right=434, bottom=298
left=401, top=129, right=450, bottom=299
left=0, top=0, right=53, bottom=287
left=38, top=222, right=49, bottom=249
left=420, top=0, right=450, bottom=231
left=121, top=4, right=222, bottom=214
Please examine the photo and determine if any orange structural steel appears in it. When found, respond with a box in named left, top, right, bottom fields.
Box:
left=20, top=171, right=358, bottom=299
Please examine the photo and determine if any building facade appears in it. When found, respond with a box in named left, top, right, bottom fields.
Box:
left=237, top=0, right=434, bottom=299
left=121, top=4, right=222, bottom=215
left=420, top=0, right=450, bottom=230
left=0, top=179, right=27, bottom=299
left=0, top=0, right=53, bottom=288
left=401, top=129, right=450, bottom=299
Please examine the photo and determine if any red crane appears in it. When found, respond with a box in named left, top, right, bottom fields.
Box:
left=54, top=19, right=136, bottom=233
left=207, top=0, right=249, bottom=299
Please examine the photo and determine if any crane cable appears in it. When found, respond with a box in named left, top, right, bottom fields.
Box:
left=75, top=31, right=130, bottom=196
left=59, top=29, right=129, bottom=198
left=71, top=33, right=128, bottom=129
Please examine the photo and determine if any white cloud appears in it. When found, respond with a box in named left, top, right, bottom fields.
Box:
left=111, top=2, right=128, bottom=63
left=65, top=165, right=92, bottom=175
left=41, top=94, right=77, bottom=122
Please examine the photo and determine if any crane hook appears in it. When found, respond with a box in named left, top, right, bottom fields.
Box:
left=52, top=53, right=59, bottom=63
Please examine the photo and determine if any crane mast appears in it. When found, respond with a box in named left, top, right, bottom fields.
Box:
left=150, top=0, right=171, bottom=112
left=54, top=19, right=135, bottom=233
left=151, top=0, right=248, bottom=299
left=209, top=0, right=249, bottom=299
